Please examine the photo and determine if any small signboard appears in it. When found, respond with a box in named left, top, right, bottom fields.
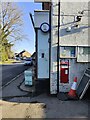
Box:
left=76, top=68, right=90, bottom=99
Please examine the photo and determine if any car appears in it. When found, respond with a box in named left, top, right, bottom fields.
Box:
left=15, top=57, right=21, bottom=61
left=24, top=58, right=33, bottom=66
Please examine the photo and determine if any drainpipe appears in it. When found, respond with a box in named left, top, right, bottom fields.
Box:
left=57, top=1, right=60, bottom=93
left=49, top=3, right=52, bottom=94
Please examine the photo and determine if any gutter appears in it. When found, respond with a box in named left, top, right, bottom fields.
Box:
left=29, top=13, right=35, bottom=32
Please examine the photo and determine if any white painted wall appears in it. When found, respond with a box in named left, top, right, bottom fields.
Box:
left=50, top=1, right=58, bottom=94
left=59, top=2, right=89, bottom=46
left=34, top=11, right=49, bottom=28
left=34, top=11, right=49, bottom=79
left=37, top=30, right=49, bottom=79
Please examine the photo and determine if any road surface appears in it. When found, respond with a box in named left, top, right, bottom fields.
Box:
left=0, top=63, right=30, bottom=87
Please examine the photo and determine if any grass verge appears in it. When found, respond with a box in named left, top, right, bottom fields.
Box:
left=0, top=59, right=21, bottom=64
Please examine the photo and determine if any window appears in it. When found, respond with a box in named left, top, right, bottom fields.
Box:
left=77, top=47, right=90, bottom=62
left=60, top=46, right=76, bottom=58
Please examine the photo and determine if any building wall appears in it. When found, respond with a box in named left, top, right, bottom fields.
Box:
left=50, top=1, right=58, bottom=94
left=34, top=11, right=49, bottom=28
left=34, top=0, right=51, bottom=2
left=42, top=2, right=51, bottom=10
left=34, top=11, right=49, bottom=79
left=60, top=2, right=88, bottom=46
left=37, top=30, right=49, bottom=78
left=50, top=1, right=90, bottom=94
left=59, top=59, right=88, bottom=92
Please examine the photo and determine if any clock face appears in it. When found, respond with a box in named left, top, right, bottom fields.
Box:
left=40, top=22, right=50, bottom=33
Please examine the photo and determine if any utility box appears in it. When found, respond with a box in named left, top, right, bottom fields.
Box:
left=24, top=69, right=33, bottom=86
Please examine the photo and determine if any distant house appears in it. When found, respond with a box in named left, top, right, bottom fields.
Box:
left=16, top=50, right=31, bottom=60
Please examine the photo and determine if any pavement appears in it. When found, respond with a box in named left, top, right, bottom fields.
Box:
left=0, top=71, right=90, bottom=119
left=20, top=79, right=35, bottom=93
left=0, top=99, right=46, bottom=119
left=2, top=73, right=29, bottom=98
left=0, top=94, right=89, bottom=119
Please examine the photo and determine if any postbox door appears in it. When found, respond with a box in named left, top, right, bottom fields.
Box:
left=60, top=66, right=69, bottom=83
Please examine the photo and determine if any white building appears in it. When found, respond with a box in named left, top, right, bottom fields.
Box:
left=34, top=0, right=90, bottom=94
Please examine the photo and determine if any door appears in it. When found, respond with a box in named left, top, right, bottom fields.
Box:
left=38, top=50, right=49, bottom=78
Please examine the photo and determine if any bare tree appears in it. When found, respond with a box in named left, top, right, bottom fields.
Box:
left=0, top=2, right=25, bottom=45
left=0, top=2, right=27, bottom=61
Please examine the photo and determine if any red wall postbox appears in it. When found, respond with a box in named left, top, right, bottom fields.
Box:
left=60, top=61, right=69, bottom=83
